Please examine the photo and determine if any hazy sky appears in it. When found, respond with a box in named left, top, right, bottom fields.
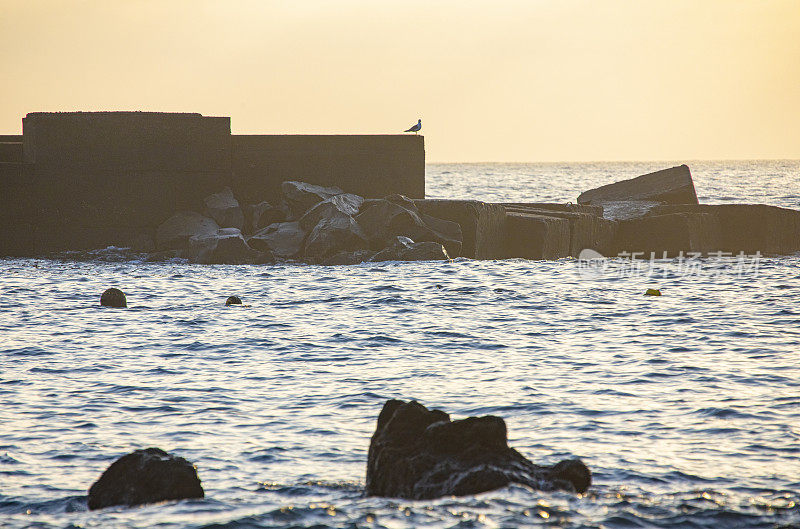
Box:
left=2, top=0, right=799, bottom=162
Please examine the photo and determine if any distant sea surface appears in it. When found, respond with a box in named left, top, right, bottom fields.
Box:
left=1, top=161, right=799, bottom=529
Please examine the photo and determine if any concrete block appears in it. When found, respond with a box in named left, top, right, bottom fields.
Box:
left=501, top=202, right=603, bottom=216
left=503, top=205, right=618, bottom=257
left=502, top=213, right=570, bottom=260
left=614, top=212, right=720, bottom=257
left=413, top=199, right=506, bottom=259
left=648, top=204, right=800, bottom=255
left=578, top=165, right=698, bottom=205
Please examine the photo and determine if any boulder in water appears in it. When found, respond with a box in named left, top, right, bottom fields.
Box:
left=248, top=221, right=306, bottom=259
left=303, top=216, right=368, bottom=262
left=187, top=228, right=261, bottom=264
left=366, top=399, right=591, bottom=500
left=577, top=165, right=698, bottom=207
left=298, top=193, right=364, bottom=232
left=87, top=447, right=204, bottom=510
left=370, top=236, right=450, bottom=262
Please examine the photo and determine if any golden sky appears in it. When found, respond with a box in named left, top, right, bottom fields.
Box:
left=1, top=0, right=799, bottom=161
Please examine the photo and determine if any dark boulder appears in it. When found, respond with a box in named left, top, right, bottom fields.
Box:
left=87, top=447, right=204, bottom=510
left=248, top=221, right=306, bottom=259
left=303, top=216, right=368, bottom=262
left=245, top=201, right=286, bottom=235
left=366, top=399, right=591, bottom=500
left=370, top=236, right=451, bottom=262
left=100, top=288, right=127, bottom=308
left=281, top=181, right=344, bottom=219
left=187, top=228, right=262, bottom=264
left=203, top=187, right=244, bottom=230
left=298, top=193, right=364, bottom=232
left=355, top=196, right=462, bottom=256
left=155, top=211, right=220, bottom=250
left=577, top=165, right=698, bottom=207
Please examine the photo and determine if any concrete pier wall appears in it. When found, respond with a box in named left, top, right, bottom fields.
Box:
left=0, top=112, right=426, bottom=256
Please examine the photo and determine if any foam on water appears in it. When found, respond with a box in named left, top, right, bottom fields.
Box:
left=1, top=161, right=799, bottom=528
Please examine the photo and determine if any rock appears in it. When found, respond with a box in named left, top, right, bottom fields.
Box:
left=370, top=236, right=451, bottom=262
left=281, top=181, right=344, bottom=219
left=413, top=199, right=505, bottom=259
left=298, top=193, right=364, bottom=232
left=155, top=211, right=220, bottom=250
left=187, top=228, right=260, bottom=264
left=145, top=249, right=183, bottom=262
left=248, top=221, right=305, bottom=259
left=87, top=447, right=204, bottom=510
left=245, top=201, right=286, bottom=235
left=303, top=216, right=368, bottom=262
left=226, top=295, right=242, bottom=306
left=355, top=197, right=462, bottom=256
left=577, top=165, right=698, bottom=206
left=366, top=399, right=591, bottom=500
left=100, top=288, right=127, bottom=308
left=203, top=187, right=244, bottom=230
left=322, top=249, right=376, bottom=266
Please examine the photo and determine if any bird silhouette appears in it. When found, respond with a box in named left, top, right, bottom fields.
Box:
left=404, top=119, right=422, bottom=134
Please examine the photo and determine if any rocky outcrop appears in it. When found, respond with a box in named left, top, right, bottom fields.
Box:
left=87, top=448, right=204, bottom=510
left=356, top=196, right=462, bottom=256
left=187, top=228, right=264, bottom=264
left=577, top=165, right=698, bottom=207
left=371, top=236, right=450, bottom=262
left=248, top=221, right=305, bottom=259
left=303, top=216, right=368, bottom=262
left=281, top=181, right=344, bottom=219
left=203, top=187, right=244, bottom=230
left=366, top=399, right=591, bottom=500
left=155, top=211, right=220, bottom=250
left=299, top=193, right=364, bottom=232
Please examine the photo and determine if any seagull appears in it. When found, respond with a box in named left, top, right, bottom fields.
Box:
left=404, top=119, right=422, bottom=134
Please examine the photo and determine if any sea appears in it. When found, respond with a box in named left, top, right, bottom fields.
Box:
left=1, top=160, right=799, bottom=529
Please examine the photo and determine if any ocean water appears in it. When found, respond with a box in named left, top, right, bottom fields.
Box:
left=1, top=161, right=799, bottom=529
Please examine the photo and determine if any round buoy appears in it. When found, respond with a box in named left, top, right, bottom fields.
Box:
left=225, top=296, right=242, bottom=306
left=100, top=288, right=127, bottom=308
left=644, top=288, right=661, bottom=296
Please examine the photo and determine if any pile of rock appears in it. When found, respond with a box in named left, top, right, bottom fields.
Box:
left=152, top=181, right=462, bottom=265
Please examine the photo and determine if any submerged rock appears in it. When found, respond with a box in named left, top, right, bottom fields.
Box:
left=366, top=399, right=591, bottom=500
left=100, top=288, right=127, bottom=308
left=203, top=187, right=244, bottom=230
left=87, top=447, right=204, bottom=510
left=155, top=211, right=220, bottom=250
left=281, top=181, right=344, bottom=219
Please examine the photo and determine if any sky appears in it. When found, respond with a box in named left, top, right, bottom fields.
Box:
left=1, top=0, right=799, bottom=162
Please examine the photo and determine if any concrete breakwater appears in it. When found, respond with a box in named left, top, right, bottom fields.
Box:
left=1, top=112, right=799, bottom=260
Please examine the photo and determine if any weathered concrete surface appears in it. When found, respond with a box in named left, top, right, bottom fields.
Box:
left=413, top=200, right=506, bottom=259
left=0, top=141, right=22, bottom=162
left=503, top=213, right=571, bottom=260
left=647, top=204, right=800, bottom=255
left=232, top=135, right=425, bottom=204
left=503, top=205, right=617, bottom=257
left=578, top=165, right=698, bottom=206
left=501, top=202, right=604, bottom=216
left=615, top=213, right=720, bottom=257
